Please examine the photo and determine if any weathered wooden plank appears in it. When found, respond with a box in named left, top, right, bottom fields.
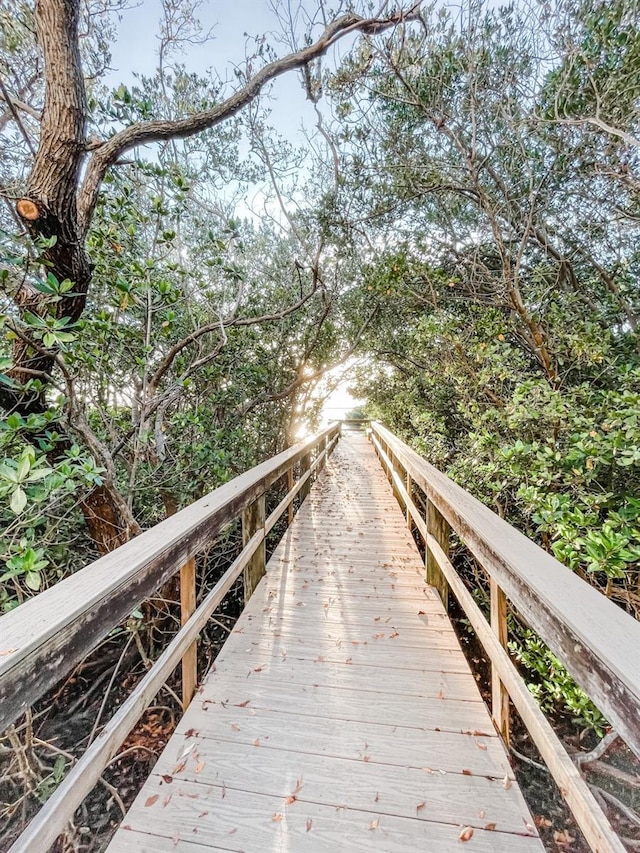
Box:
left=108, top=786, right=544, bottom=853
left=207, top=655, right=483, bottom=702
left=372, top=422, right=640, bottom=758
left=217, top=642, right=474, bottom=675
left=130, top=743, right=536, bottom=835
left=226, top=623, right=463, bottom=651
left=171, top=702, right=513, bottom=776
left=191, top=682, right=498, bottom=735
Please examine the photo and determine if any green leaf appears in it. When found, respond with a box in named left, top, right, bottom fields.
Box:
left=26, top=467, right=52, bottom=482
left=16, top=456, right=30, bottom=481
left=10, top=487, right=27, bottom=515
left=25, top=571, right=41, bottom=591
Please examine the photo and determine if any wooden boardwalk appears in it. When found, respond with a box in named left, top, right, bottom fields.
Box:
left=107, top=434, right=544, bottom=852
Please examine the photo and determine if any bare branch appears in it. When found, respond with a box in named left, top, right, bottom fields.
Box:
left=77, top=8, right=417, bottom=233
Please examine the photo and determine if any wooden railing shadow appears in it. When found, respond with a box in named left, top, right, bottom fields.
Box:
left=370, top=421, right=640, bottom=853
left=0, top=423, right=340, bottom=853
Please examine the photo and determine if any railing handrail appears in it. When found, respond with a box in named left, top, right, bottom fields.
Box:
left=0, top=422, right=340, bottom=732
left=371, top=422, right=640, bottom=758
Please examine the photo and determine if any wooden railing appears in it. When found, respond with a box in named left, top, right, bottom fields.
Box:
left=370, top=421, right=640, bottom=853
left=337, top=417, right=370, bottom=432
left=0, top=422, right=340, bottom=853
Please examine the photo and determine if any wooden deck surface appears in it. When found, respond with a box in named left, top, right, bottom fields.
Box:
left=107, top=434, right=544, bottom=852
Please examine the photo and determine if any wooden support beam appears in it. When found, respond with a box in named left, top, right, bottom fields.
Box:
left=286, top=468, right=294, bottom=525
left=180, top=557, right=197, bottom=710
left=300, top=452, right=312, bottom=502
left=426, top=500, right=450, bottom=609
left=318, top=435, right=328, bottom=472
left=491, top=578, right=510, bottom=744
left=242, top=495, right=265, bottom=602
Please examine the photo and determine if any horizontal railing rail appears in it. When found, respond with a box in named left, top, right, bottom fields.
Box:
left=335, top=417, right=370, bottom=432
left=371, top=421, right=640, bottom=853
left=0, top=422, right=340, bottom=853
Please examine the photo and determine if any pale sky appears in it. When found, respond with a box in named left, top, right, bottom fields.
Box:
left=107, top=0, right=343, bottom=149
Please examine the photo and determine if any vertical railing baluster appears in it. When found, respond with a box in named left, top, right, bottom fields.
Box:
left=242, top=494, right=265, bottom=603
left=300, top=451, right=312, bottom=502
left=491, top=578, right=510, bottom=744
left=406, top=472, right=413, bottom=530
left=426, top=500, right=450, bottom=609
left=180, top=556, right=197, bottom=710
left=286, top=467, right=294, bottom=525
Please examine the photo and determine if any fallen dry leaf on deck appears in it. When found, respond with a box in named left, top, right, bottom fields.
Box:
left=184, top=728, right=198, bottom=738
left=0, top=648, right=17, bottom=656
left=285, top=796, right=297, bottom=805
left=416, top=801, right=426, bottom=813
left=195, top=760, right=205, bottom=773
left=161, top=775, right=173, bottom=784
left=231, top=724, right=241, bottom=731
left=553, top=830, right=576, bottom=846
left=462, top=769, right=472, bottom=776
left=144, top=795, right=159, bottom=808
left=484, top=822, right=497, bottom=831
left=503, top=774, right=512, bottom=789
left=306, top=818, right=313, bottom=832
left=369, top=819, right=380, bottom=830
left=237, top=699, right=250, bottom=707
left=254, top=738, right=261, bottom=747
left=476, top=740, right=488, bottom=750
left=459, top=826, right=474, bottom=842
left=272, top=812, right=283, bottom=822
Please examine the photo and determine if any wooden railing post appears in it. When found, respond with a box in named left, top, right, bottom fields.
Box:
left=300, top=451, right=312, bottom=502
left=426, top=500, right=450, bottom=609
left=180, top=557, right=197, bottom=710
left=491, top=578, right=510, bottom=744
left=286, top=467, right=294, bottom=525
left=391, top=452, right=403, bottom=505
left=243, top=494, right=265, bottom=602
left=406, top=472, right=413, bottom=530
left=321, top=434, right=328, bottom=470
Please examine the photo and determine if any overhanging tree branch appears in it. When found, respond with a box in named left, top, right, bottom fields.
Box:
left=77, top=8, right=416, bottom=233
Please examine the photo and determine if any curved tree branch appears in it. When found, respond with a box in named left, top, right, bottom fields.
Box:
left=77, top=8, right=416, bottom=233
